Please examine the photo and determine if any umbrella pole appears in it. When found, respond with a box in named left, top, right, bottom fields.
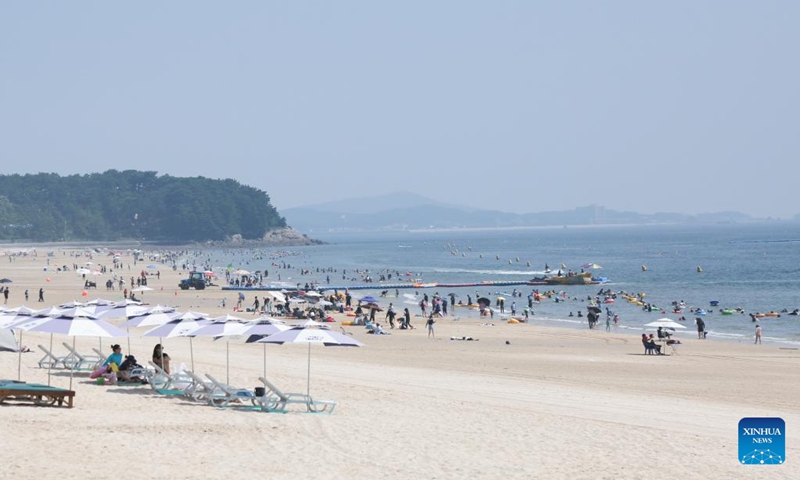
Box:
left=69, top=337, right=75, bottom=391
left=190, top=337, right=194, bottom=372
left=126, top=327, right=131, bottom=356
left=307, top=342, right=311, bottom=397
left=226, top=340, right=230, bottom=385
left=263, top=344, right=266, bottom=379
left=48, top=333, right=54, bottom=386
left=17, top=330, right=22, bottom=381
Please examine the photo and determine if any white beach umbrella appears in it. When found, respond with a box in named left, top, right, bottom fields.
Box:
left=239, top=317, right=291, bottom=378
left=14, top=311, right=127, bottom=389
left=644, top=318, right=687, bottom=330
left=120, top=305, right=177, bottom=328
left=141, top=312, right=209, bottom=371
left=258, top=325, right=363, bottom=398
left=1, top=307, right=42, bottom=381
left=191, top=317, right=249, bottom=383
left=96, top=299, right=146, bottom=353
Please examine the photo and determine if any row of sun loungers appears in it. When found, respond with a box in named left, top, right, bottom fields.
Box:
left=37, top=343, right=104, bottom=371
left=145, top=361, right=336, bottom=413
left=30, top=345, right=337, bottom=413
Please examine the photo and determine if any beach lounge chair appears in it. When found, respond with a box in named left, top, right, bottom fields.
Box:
left=37, top=344, right=69, bottom=369
left=203, top=374, right=258, bottom=409
left=183, top=371, right=217, bottom=402
left=258, top=376, right=336, bottom=413
left=0, top=380, right=75, bottom=408
left=61, top=342, right=104, bottom=371
left=147, top=361, right=193, bottom=394
left=91, top=348, right=108, bottom=366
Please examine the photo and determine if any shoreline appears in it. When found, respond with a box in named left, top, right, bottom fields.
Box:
left=2, top=246, right=798, bottom=479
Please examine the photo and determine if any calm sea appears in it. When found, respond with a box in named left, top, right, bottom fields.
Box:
left=194, top=223, right=800, bottom=345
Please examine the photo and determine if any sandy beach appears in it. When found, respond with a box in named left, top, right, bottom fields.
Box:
left=1, top=249, right=798, bottom=480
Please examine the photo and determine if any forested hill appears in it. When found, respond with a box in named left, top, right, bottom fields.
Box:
left=0, top=170, right=287, bottom=242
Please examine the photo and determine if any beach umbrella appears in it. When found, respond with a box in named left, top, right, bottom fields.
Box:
left=86, top=298, right=119, bottom=306
left=238, top=317, right=291, bottom=378
left=644, top=318, right=687, bottom=330
left=97, top=299, right=147, bottom=353
left=645, top=318, right=686, bottom=354
left=304, top=291, right=322, bottom=298
left=233, top=269, right=251, bottom=276
left=0, top=278, right=12, bottom=283
left=257, top=325, right=363, bottom=398
left=119, top=305, right=176, bottom=328
left=76, top=268, right=92, bottom=275
left=59, top=301, right=85, bottom=308
left=1, top=306, right=41, bottom=381
left=141, top=311, right=209, bottom=371
left=15, top=311, right=127, bottom=389
left=359, top=295, right=378, bottom=304
left=363, top=303, right=383, bottom=312
left=191, top=316, right=249, bottom=383
left=131, top=286, right=153, bottom=300
left=477, top=297, right=491, bottom=307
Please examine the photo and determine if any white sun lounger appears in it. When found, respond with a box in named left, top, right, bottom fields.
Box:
left=37, top=344, right=69, bottom=369
left=147, top=361, right=192, bottom=393
left=61, top=342, right=103, bottom=371
left=183, top=371, right=217, bottom=402
left=258, top=376, right=336, bottom=413
left=203, top=374, right=259, bottom=409
left=91, top=348, right=108, bottom=366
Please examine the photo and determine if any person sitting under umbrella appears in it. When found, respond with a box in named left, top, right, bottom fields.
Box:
left=152, top=343, right=171, bottom=373
left=642, top=334, right=662, bottom=355
left=657, top=327, right=672, bottom=340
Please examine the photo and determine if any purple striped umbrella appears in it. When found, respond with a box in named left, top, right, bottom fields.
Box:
left=257, top=325, right=363, bottom=397
left=15, top=311, right=127, bottom=389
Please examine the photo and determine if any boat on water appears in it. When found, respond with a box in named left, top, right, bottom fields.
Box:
left=528, top=272, right=604, bottom=286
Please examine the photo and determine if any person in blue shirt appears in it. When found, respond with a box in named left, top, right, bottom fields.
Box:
left=104, top=344, right=123, bottom=368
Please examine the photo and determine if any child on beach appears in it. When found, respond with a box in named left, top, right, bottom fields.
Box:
left=426, top=315, right=435, bottom=339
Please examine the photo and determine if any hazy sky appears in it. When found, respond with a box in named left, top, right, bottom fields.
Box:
left=1, top=2, right=797, bottom=218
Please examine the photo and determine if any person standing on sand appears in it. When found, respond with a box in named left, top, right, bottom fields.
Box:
left=754, top=324, right=762, bottom=344
left=38, top=288, right=44, bottom=302
left=385, top=303, right=396, bottom=329
left=426, top=314, right=435, bottom=339
left=695, top=317, right=706, bottom=339
left=3, top=286, right=7, bottom=304
left=24, top=289, right=28, bottom=302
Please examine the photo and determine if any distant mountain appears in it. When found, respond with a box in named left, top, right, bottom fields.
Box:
left=281, top=193, right=765, bottom=233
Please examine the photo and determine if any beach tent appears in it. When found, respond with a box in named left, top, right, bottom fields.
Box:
left=0, top=328, right=19, bottom=352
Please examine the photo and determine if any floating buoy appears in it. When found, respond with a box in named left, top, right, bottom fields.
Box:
left=81, top=290, right=88, bottom=297
left=641, top=265, right=648, bottom=271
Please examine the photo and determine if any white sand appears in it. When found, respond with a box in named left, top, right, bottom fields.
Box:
left=1, top=249, right=798, bottom=479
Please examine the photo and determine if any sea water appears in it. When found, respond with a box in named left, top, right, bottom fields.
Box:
left=194, top=223, right=800, bottom=345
